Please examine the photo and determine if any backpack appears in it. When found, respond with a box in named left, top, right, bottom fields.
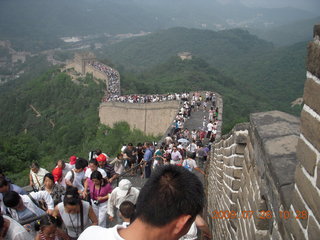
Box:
left=183, top=160, right=192, bottom=172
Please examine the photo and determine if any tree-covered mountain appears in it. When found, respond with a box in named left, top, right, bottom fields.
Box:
left=120, top=56, right=272, bottom=131
left=0, top=69, right=157, bottom=185
left=100, top=27, right=274, bottom=71
left=101, top=27, right=306, bottom=114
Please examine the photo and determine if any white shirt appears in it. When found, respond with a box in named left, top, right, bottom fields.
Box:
left=171, top=151, right=182, bottom=161
left=187, top=143, right=197, bottom=153
left=180, top=222, right=197, bottom=240
left=107, top=187, right=140, bottom=217
left=30, top=168, right=49, bottom=190
left=3, top=215, right=33, bottom=240
left=85, top=167, right=107, bottom=179
left=7, top=191, right=54, bottom=221
left=78, top=225, right=125, bottom=240
left=65, top=170, right=85, bottom=191
left=207, top=123, right=214, bottom=131
left=182, top=159, right=198, bottom=171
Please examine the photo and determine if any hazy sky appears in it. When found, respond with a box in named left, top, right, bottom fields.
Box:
left=217, top=0, right=320, bottom=11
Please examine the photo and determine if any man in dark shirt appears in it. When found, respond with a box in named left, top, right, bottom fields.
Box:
left=97, top=154, right=117, bottom=183
left=122, top=143, right=137, bottom=174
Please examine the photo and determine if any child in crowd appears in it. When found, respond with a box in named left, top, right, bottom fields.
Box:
left=34, top=215, right=69, bottom=240
left=119, top=201, right=136, bottom=228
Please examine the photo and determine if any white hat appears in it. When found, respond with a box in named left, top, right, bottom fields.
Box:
left=118, top=179, right=132, bottom=197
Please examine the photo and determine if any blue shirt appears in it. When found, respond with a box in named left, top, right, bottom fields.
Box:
left=144, top=148, right=153, bottom=162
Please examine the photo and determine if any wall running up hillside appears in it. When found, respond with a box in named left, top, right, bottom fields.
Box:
left=99, top=101, right=181, bottom=136
left=205, top=24, right=320, bottom=239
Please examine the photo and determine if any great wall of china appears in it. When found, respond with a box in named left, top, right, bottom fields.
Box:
left=68, top=25, right=320, bottom=239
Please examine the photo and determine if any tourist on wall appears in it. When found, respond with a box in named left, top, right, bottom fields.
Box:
left=29, top=162, right=49, bottom=191
left=53, top=186, right=98, bottom=239
left=182, top=152, right=205, bottom=175
left=34, top=214, right=69, bottom=240
left=41, top=173, right=65, bottom=206
left=78, top=165, right=204, bottom=240
left=0, top=214, right=33, bottom=240
left=87, top=171, right=112, bottom=227
left=3, top=190, right=54, bottom=236
left=0, top=177, right=27, bottom=214
left=107, top=179, right=139, bottom=224
left=110, top=153, right=125, bottom=175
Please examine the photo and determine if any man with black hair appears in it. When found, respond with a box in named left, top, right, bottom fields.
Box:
left=65, top=159, right=86, bottom=193
left=0, top=177, right=26, bottom=214
left=0, top=214, right=33, bottom=240
left=3, top=190, right=54, bottom=236
left=142, top=142, right=153, bottom=178
left=119, top=201, right=135, bottom=228
left=29, top=162, right=49, bottom=191
left=79, top=165, right=205, bottom=240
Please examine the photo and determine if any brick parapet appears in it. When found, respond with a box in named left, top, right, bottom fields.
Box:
left=206, top=111, right=300, bottom=239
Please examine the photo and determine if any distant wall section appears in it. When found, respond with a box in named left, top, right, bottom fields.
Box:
left=99, top=101, right=181, bottom=136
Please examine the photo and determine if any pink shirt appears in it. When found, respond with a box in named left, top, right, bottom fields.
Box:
left=87, top=179, right=113, bottom=203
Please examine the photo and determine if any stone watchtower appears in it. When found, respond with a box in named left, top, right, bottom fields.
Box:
left=74, top=52, right=96, bottom=75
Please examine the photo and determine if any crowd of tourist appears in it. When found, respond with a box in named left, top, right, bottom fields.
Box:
left=89, top=61, right=120, bottom=96
left=103, top=92, right=190, bottom=103
left=0, top=90, right=218, bottom=239
left=0, top=137, right=215, bottom=239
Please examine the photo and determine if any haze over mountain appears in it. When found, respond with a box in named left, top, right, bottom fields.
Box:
left=0, top=0, right=318, bottom=51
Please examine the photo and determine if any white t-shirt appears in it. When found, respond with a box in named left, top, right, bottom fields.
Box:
left=85, top=167, right=107, bottom=179
left=78, top=225, right=125, bottom=240
left=30, top=168, right=49, bottom=190
left=179, top=222, right=197, bottom=240
left=3, top=215, right=33, bottom=240
left=207, top=123, right=214, bottom=131
left=182, top=159, right=198, bottom=171
left=65, top=170, right=85, bottom=191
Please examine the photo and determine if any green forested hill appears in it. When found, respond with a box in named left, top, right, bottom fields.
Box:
left=0, top=70, right=157, bottom=185
left=120, top=56, right=272, bottom=131
left=101, top=27, right=274, bottom=71
left=102, top=27, right=306, bottom=115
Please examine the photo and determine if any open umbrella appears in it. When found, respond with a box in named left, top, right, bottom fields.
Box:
left=178, top=138, right=189, bottom=143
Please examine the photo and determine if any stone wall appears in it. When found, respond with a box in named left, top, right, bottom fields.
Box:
left=86, top=64, right=110, bottom=83
left=286, top=24, right=320, bottom=240
left=205, top=24, right=320, bottom=239
left=99, top=101, right=181, bottom=136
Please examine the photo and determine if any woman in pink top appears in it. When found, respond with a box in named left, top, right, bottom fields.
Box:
left=87, top=171, right=113, bottom=227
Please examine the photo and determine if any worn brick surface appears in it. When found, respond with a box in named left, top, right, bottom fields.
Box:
left=234, top=156, right=244, bottom=167
left=300, top=109, right=320, bottom=152
left=307, top=215, right=320, bottom=240
left=307, top=42, right=320, bottom=79
left=296, top=138, right=317, bottom=176
left=295, top=165, right=320, bottom=223
left=286, top=218, right=307, bottom=240
left=291, top=189, right=308, bottom=228
left=317, top=163, right=320, bottom=189
left=303, top=78, right=320, bottom=116
left=236, top=144, right=246, bottom=154
left=235, top=133, right=247, bottom=144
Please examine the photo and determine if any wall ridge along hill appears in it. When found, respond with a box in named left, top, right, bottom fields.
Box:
left=205, top=24, right=320, bottom=239
left=67, top=52, right=223, bottom=137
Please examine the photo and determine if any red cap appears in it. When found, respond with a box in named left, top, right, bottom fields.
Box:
left=52, top=167, right=62, bottom=182
left=96, top=154, right=107, bottom=162
left=69, top=155, right=77, bottom=165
